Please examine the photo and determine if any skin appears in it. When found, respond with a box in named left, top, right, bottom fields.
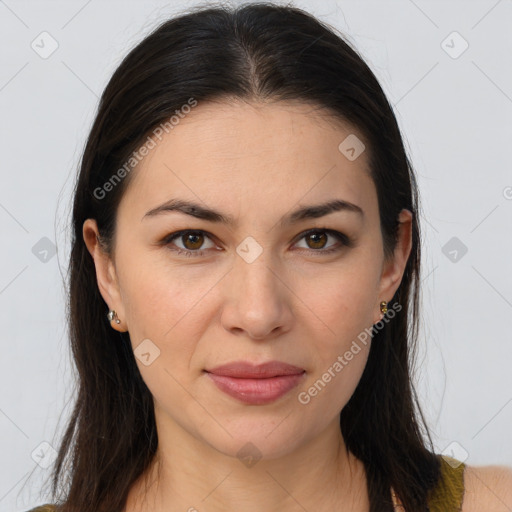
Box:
left=462, top=465, right=512, bottom=512
left=82, top=100, right=512, bottom=511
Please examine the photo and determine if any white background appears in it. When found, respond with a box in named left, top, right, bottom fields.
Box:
left=1, top=0, right=511, bottom=510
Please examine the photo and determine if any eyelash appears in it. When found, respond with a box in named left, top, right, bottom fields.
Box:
left=161, top=228, right=353, bottom=258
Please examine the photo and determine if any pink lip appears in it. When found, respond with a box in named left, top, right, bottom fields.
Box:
left=206, top=361, right=305, bottom=378
left=204, top=361, right=306, bottom=405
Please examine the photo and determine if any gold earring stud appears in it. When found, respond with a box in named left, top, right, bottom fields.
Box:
left=107, top=310, right=121, bottom=324
left=380, top=301, right=388, bottom=314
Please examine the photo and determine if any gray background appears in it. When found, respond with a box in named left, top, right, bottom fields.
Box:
left=1, top=0, right=511, bottom=510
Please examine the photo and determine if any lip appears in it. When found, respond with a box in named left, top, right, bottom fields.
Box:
left=204, top=361, right=306, bottom=405
left=206, top=360, right=305, bottom=378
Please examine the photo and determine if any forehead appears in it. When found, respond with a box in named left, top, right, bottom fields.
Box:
left=119, top=99, right=377, bottom=226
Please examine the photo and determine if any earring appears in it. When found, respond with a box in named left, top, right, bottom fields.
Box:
left=380, top=301, right=388, bottom=314
left=107, top=310, right=121, bottom=324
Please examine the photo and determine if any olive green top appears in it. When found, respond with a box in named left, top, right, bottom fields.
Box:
left=25, top=455, right=466, bottom=512
left=427, top=455, right=466, bottom=512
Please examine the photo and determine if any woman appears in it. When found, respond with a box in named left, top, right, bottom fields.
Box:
left=27, top=3, right=512, bottom=511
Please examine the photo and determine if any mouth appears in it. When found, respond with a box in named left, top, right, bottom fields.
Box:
left=204, top=360, right=306, bottom=405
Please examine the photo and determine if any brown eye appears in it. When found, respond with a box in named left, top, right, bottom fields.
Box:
left=294, top=228, right=352, bottom=255
left=163, top=230, right=216, bottom=256
left=181, top=232, right=205, bottom=250
left=162, top=228, right=351, bottom=259
left=305, top=231, right=328, bottom=249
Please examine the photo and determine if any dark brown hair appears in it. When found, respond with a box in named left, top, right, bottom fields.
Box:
left=46, top=2, right=440, bottom=511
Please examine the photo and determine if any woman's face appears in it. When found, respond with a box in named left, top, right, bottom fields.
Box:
left=84, top=100, right=411, bottom=460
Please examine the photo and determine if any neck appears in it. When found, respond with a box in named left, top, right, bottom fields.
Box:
left=124, top=413, right=369, bottom=512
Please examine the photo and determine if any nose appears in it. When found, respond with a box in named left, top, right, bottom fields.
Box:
left=220, top=250, right=293, bottom=340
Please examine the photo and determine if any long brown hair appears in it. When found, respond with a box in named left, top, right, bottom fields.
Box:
left=47, top=3, right=440, bottom=511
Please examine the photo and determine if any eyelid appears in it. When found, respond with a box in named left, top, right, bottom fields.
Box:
left=162, top=229, right=218, bottom=252
left=292, top=227, right=352, bottom=249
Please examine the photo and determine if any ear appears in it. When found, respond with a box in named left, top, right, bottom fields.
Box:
left=82, top=218, right=127, bottom=332
left=375, top=208, right=413, bottom=323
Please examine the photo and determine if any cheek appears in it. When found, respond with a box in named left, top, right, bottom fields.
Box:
left=117, top=251, right=228, bottom=396
left=294, top=262, right=378, bottom=348
left=118, top=245, right=216, bottom=337
left=291, top=259, right=377, bottom=412
left=307, top=343, right=370, bottom=418
left=297, top=302, right=372, bottom=419
left=120, top=263, right=208, bottom=420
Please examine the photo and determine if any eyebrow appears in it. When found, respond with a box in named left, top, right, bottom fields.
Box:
left=142, top=198, right=364, bottom=226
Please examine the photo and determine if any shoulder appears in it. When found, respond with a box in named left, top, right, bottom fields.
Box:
left=462, top=463, right=512, bottom=512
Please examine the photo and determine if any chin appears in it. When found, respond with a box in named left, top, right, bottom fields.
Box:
left=198, top=414, right=308, bottom=463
